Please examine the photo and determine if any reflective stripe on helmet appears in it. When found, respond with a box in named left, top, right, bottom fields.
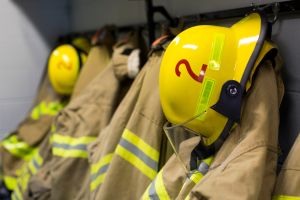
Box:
left=195, top=78, right=215, bottom=120
left=115, top=129, right=159, bottom=180
left=208, top=33, right=225, bottom=71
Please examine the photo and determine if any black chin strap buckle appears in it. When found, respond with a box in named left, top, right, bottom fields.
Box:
left=190, top=141, right=215, bottom=170
left=211, top=80, right=243, bottom=123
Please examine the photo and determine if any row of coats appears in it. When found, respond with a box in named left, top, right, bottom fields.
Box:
left=0, top=27, right=299, bottom=200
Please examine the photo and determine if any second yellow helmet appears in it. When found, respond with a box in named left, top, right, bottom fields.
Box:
left=48, top=37, right=90, bottom=95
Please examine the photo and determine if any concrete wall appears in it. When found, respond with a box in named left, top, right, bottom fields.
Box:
left=0, top=0, right=70, bottom=138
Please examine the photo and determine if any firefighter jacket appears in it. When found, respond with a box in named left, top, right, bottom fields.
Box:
left=272, top=134, right=300, bottom=200
left=13, top=32, right=146, bottom=200
left=0, top=74, right=65, bottom=192
left=71, top=45, right=112, bottom=99
left=142, top=54, right=284, bottom=200
left=89, top=37, right=174, bottom=200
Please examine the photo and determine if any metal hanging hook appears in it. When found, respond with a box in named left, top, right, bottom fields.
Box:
left=251, top=2, right=280, bottom=24
left=270, top=2, right=280, bottom=24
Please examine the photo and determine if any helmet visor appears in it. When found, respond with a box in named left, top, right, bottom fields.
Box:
left=163, top=111, right=206, bottom=173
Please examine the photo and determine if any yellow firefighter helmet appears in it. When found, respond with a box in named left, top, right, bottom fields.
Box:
left=48, top=37, right=90, bottom=95
left=160, top=12, right=277, bottom=148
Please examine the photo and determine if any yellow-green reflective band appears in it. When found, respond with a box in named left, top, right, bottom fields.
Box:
left=90, top=173, right=106, bottom=191
left=52, top=134, right=96, bottom=158
left=153, top=170, right=170, bottom=200
left=52, top=134, right=96, bottom=145
left=12, top=184, right=23, bottom=200
left=208, top=33, right=225, bottom=71
left=49, top=125, right=58, bottom=145
left=122, top=129, right=159, bottom=162
left=116, top=145, right=157, bottom=180
left=31, top=101, right=65, bottom=120
left=19, top=172, right=30, bottom=192
left=49, top=133, right=54, bottom=145
left=91, top=154, right=113, bottom=174
left=28, top=161, right=37, bottom=175
left=203, top=156, right=214, bottom=166
left=195, top=78, right=215, bottom=120
left=273, top=195, right=300, bottom=200
left=51, top=124, right=57, bottom=133
left=142, top=170, right=170, bottom=200
left=12, top=159, right=34, bottom=197
left=1, top=135, right=36, bottom=160
left=34, top=152, right=43, bottom=166
left=14, top=163, right=32, bottom=197
left=15, top=163, right=27, bottom=178
left=189, top=156, right=213, bottom=184
left=189, top=171, right=203, bottom=184
left=90, top=153, right=113, bottom=191
left=28, top=152, right=43, bottom=175
left=141, top=185, right=151, bottom=200
left=116, top=129, right=159, bottom=180
left=4, top=175, right=17, bottom=191
left=185, top=195, right=191, bottom=200
left=52, top=148, right=88, bottom=158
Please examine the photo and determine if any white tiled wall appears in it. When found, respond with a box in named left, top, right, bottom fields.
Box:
left=0, top=0, right=70, bottom=138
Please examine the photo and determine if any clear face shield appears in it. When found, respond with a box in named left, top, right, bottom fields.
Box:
left=163, top=111, right=208, bottom=174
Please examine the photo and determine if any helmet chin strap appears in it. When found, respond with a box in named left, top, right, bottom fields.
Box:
left=190, top=12, right=269, bottom=169
left=190, top=119, right=234, bottom=170
left=189, top=79, right=243, bottom=169
left=189, top=78, right=243, bottom=170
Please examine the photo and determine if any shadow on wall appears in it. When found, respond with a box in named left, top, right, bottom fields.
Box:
left=272, top=14, right=300, bottom=166
left=0, top=0, right=70, bottom=137
left=12, top=0, right=70, bottom=47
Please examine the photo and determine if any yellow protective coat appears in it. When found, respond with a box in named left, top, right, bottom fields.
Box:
left=142, top=55, right=284, bottom=200
left=272, top=134, right=300, bottom=200
left=88, top=38, right=173, bottom=200
left=71, top=45, right=112, bottom=99
left=16, top=32, right=146, bottom=200
left=10, top=42, right=113, bottom=199
left=0, top=74, right=65, bottom=191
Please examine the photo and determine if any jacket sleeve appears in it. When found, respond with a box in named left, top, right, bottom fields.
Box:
left=272, top=134, right=300, bottom=199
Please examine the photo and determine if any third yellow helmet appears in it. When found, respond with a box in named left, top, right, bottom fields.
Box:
left=48, top=37, right=90, bottom=95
